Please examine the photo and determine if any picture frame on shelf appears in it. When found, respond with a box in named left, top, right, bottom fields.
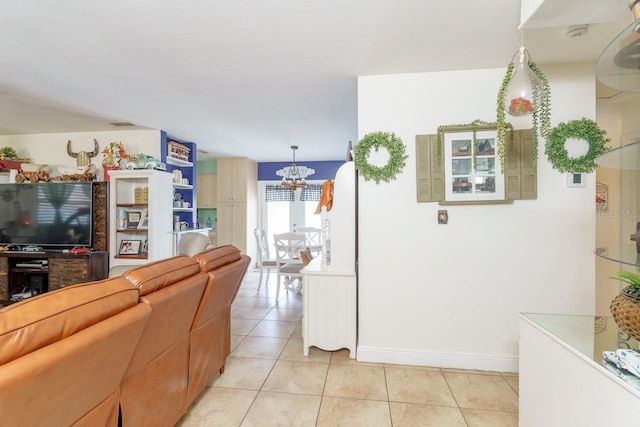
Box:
left=119, top=239, right=142, bottom=255
left=127, top=211, right=141, bottom=228
left=142, top=239, right=149, bottom=254
left=137, top=209, right=148, bottom=229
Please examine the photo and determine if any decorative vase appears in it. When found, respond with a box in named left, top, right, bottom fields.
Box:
left=610, top=285, right=640, bottom=341
left=103, top=155, right=117, bottom=167
left=103, top=165, right=118, bottom=182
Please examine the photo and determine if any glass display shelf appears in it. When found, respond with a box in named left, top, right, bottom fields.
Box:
left=595, top=140, right=640, bottom=170
left=595, top=244, right=640, bottom=267
left=522, top=313, right=640, bottom=393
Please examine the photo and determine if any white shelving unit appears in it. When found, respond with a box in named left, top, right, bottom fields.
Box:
left=108, top=169, right=174, bottom=268
left=301, top=161, right=357, bottom=358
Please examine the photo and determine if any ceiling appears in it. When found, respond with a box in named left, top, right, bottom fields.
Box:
left=0, top=0, right=632, bottom=162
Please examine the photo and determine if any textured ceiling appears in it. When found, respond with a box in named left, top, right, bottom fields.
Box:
left=0, top=0, right=632, bottom=161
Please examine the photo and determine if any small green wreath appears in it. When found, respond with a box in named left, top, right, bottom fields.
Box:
left=354, top=131, right=408, bottom=184
left=544, top=118, right=610, bottom=173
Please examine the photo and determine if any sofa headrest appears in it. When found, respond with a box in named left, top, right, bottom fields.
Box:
left=0, top=277, right=140, bottom=365
left=194, top=245, right=242, bottom=273
left=123, top=255, right=202, bottom=296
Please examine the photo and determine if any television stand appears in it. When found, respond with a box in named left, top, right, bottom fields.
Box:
left=0, top=251, right=108, bottom=305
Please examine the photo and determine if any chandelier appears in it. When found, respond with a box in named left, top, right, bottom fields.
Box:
left=281, top=145, right=307, bottom=189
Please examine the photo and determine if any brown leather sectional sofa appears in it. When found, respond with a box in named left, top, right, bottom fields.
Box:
left=0, top=245, right=250, bottom=427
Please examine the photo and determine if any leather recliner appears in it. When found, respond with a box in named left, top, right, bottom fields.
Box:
left=0, top=277, right=151, bottom=427
left=119, top=255, right=207, bottom=427
left=188, top=245, right=250, bottom=405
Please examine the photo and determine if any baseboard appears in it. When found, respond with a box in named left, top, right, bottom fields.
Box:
left=356, top=345, right=519, bottom=373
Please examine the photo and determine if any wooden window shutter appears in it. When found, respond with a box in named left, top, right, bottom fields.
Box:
left=415, top=134, right=445, bottom=202
left=504, top=129, right=537, bottom=200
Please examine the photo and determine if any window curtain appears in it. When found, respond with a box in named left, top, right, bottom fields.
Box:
left=265, top=185, right=294, bottom=202
left=265, top=184, right=322, bottom=202
left=300, top=184, right=322, bottom=201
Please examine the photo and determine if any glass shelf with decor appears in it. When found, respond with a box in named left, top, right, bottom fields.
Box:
left=595, top=135, right=640, bottom=267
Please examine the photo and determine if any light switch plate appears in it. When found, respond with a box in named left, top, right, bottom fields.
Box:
left=438, top=209, right=448, bottom=224
left=566, top=173, right=586, bottom=188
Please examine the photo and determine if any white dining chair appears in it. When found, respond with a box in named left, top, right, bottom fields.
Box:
left=297, top=227, right=322, bottom=255
left=254, top=229, right=278, bottom=290
left=273, top=232, right=306, bottom=302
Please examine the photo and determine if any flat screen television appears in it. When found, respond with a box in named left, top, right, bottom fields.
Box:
left=0, top=182, right=93, bottom=248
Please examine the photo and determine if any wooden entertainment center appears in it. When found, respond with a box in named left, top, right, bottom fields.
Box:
left=0, top=251, right=108, bottom=304
left=0, top=181, right=110, bottom=305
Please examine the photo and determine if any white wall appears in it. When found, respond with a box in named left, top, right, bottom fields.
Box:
left=357, top=63, right=596, bottom=372
left=0, top=129, right=162, bottom=177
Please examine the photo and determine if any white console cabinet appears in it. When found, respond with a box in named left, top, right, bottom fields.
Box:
left=302, top=258, right=356, bottom=357
left=519, top=313, right=640, bottom=426
left=301, top=161, right=357, bottom=358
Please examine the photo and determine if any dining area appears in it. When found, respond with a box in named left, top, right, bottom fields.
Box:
left=253, top=228, right=321, bottom=301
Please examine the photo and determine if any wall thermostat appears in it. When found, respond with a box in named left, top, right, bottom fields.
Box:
left=566, top=173, right=586, bottom=188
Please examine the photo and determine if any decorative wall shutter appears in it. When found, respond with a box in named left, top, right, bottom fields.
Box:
left=416, top=129, right=536, bottom=203
left=415, top=134, right=445, bottom=202
left=504, top=129, right=537, bottom=200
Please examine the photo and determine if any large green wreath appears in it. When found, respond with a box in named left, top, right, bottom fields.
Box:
left=544, top=118, right=610, bottom=173
left=354, top=131, right=408, bottom=184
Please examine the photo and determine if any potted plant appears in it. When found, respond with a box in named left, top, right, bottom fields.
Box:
left=496, top=48, right=551, bottom=171
left=101, top=141, right=128, bottom=167
left=610, top=269, right=640, bottom=341
left=101, top=142, right=128, bottom=181
left=0, top=146, right=18, bottom=160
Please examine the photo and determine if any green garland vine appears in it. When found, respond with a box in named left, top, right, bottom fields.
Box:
left=354, top=131, right=408, bottom=184
left=544, top=118, right=610, bottom=173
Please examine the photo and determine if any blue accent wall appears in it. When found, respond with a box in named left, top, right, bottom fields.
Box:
left=258, top=160, right=345, bottom=181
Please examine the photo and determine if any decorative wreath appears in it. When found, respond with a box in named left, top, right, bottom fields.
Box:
left=544, top=118, right=610, bottom=173
left=354, top=131, right=408, bottom=184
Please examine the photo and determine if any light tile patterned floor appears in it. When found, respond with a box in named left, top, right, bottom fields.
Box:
left=176, top=270, right=519, bottom=427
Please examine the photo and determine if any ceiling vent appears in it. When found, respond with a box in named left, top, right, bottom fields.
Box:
left=564, top=25, right=589, bottom=40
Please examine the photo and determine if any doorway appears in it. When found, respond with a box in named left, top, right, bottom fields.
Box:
left=258, top=181, right=322, bottom=249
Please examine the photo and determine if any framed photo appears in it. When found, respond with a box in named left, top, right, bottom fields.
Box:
left=127, top=211, right=141, bottom=228
left=119, top=239, right=142, bottom=255
left=137, top=209, right=149, bottom=229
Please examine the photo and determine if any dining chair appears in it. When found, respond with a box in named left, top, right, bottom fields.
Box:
left=253, top=229, right=278, bottom=290
left=297, top=227, right=322, bottom=255
left=273, top=232, right=306, bottom=302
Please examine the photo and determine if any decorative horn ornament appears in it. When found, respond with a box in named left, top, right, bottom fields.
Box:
left=67, top=139, right=99, bottom=167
